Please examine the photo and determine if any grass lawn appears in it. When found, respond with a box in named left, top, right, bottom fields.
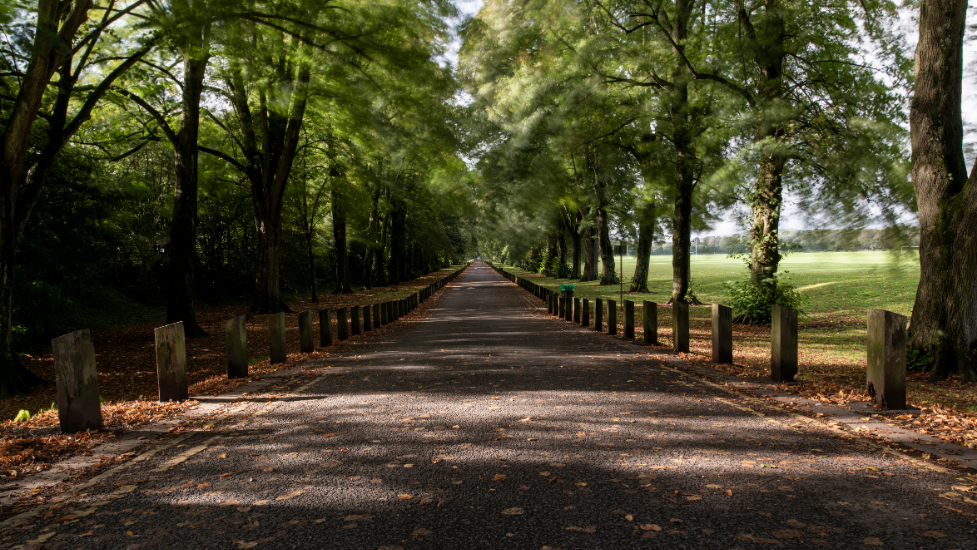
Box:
left=497, top=252, right=977, bottom=449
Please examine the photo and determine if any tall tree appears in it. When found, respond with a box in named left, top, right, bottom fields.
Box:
left=908, top=0, right=976, bottom=380
left=0, top=1, right=155, bottom=396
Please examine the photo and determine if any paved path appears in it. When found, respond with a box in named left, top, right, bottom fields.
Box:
left=3, top=263, right=976, bottom=549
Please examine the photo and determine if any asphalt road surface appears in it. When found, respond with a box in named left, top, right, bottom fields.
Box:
left=4, top=262, right=976, bottom=549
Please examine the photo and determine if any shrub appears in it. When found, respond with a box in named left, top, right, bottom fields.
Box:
left=723, top=274, right=807, bottom=326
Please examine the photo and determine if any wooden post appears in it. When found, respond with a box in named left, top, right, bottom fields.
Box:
left=624, top=300, right=635, bottom=340
left=711, top=304, right=733, bottom=363
left=319, top=309, right=333, bottom=347
left=269, top=313, right=286, bottom=363
left=582, top=299, right=590, bottom=327
left=574, top=298, right=581, bottom=323
left=673, top=302, right=690, bottom=352
left=373, top=303, right=381, bottom=329
left=226, top=315, right=248, bottom=378
left=771, top=305, right=798, bottom=382
left=380, top=302, right=388, bottom=325
left=299, top=310, right=314, bottom=352
left=52, top=329, right=102, bottom=432
left=866, top=309, right=907, bottom=409
left=351, top=305, right=361, bottom=336
left=643, top=301, right=658, bottom=344
left=595, top=299, right=603, bottom=332
left=558, top=297, right=565, bottom=319
left=155, top=321, right=188, bottom=401
left=337, top=307, right=349, bottom=340
left=608, top=299, right=618, bottom=335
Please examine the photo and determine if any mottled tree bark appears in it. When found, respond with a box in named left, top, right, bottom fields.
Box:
left=571, top=209, right=583, bottom=278
left=331, top=180, right=352, bottom=294
left=581, top=221, right=599, bottom=281
left=557, top=220, right=568, bottom=277
left=908, top=0, right=976, bottom=380
left=543, top=230, right=557, bottom=276
left=631, top=199, right=655, bottom=293
left=596, top=186, right=616, bottom=285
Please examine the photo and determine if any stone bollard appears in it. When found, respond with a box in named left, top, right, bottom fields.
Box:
left=351, top=306, right=361, bottom=336
left=608, top=300, right=618, bottom=335
left=711, top=304, right=733, bottom=363
left=595, top=299, right=603, bottom=331
left=319, top=309, right=333, bottom=347
left=771, top=305, right=798, bottom=382
left=673, top=302, right=690, bottom=352
left=299, top=310, right=314, bottom=352
left=52, top=329, right=102, bottom=432
left=373, top=303, right=381, bottom=329
left=269, top=313, right=287, bottom=363
left=574, top=298, right=581, bottom=323
left=643, top=301, right=658, bottom=345
left=582, top=299, right=590, bottom=327
left=337, top=307, right=349, bottom=340
left=226, top=315, right=248, bottom=378
left=624, top=301, right=635, bottom=340
left=866, top=309, right=907, bottom=409
left=155, top=321, right=189, bottom=401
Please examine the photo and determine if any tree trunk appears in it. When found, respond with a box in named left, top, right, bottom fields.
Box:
left=581, top=221, right=599, bottom=281
left=332, top=182, right=352, bottom=294
left=571, top=209, right=583, bottom=278
left=378, top=209, right=390, bottom=286
left=307, top=231, right=318, bottom=302
left=557, top=219, right=567, bottom=277
left=389, top=201, right=407, bottom=284
left=361, top=184, right=381, bottom=289
left=596, top=186, right=616, bottom=285
left=908, top=0, right=976, bottom=380
left=166, top=21, right=210, bottom=338
left=543, top=231, right=557, bottom=276
left=252, top=205, right=287, bottom=311
left=631, top=199, right=655, bottom=293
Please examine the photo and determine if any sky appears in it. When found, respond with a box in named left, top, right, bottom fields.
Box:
left=446, top=1, right=977, bottom=237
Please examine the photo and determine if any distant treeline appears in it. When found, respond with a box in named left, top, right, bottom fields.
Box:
left=651, top=226, right=920, bottom=255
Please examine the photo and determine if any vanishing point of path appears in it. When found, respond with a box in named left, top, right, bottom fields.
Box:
left=3, top=263, right=976, bottom=549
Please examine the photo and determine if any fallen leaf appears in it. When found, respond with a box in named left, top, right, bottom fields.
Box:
left=771, top=529, right=804, bottom=539
left=398, top=494, right=413, bottom=500
left=493, top=474, right=507, bottom=481
left=501, top=507, right=524, bottom=515
left=323, top=433, right=335, bottom=438
left=412, top=528, right=432, bottom=537
left=863, top=537, right=884, bottom=546
left=915, top=530, right=947, bottom=538
left=275, top=491, right=304, bottom=501
left=640, top=524, right=662, bottom=532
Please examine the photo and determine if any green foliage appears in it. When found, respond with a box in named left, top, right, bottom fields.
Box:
left=13, top=409, right=30, bottom=422
left=907, top=330, right=947, bottom=372
left=723, top=275, right=807, bottom=326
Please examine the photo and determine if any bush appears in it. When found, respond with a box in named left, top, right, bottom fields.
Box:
left=723, top=274, right=807, bottom=326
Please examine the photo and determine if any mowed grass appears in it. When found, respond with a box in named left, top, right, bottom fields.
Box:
left=497, top=252, right=977, bottom=439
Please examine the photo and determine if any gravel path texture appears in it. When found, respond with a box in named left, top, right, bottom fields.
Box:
left=3, top=262, right=976, bottom=549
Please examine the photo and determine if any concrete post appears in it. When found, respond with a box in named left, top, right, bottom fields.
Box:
left=299, top=310, right=314, bottom=352
left=269, top=313, right=286, bottom=363
left=673, top=302, right=690, bottom=352
left=608, top=300, right=618, bottom=335
left=226, top=315, right=248, bottom=378
left=52, top=329, right=102, bottom=432
left=624, top=300, right=635, bottom=340
left=771, top=305, right=798, bottom=382
left=711, top=304, right=733, bottom=363
left=155, top=321, right=189, bottom=401
left=595, top=299, right=603, bottom=331
left=582, top=299, right=590, bottom=327
left=319, top=309, right=333, bottom=347
left=643, top=301, right=658, bottom=345
left=337, top=307, right=349, bottom=340
left=866, top=309, right=907, bottom=409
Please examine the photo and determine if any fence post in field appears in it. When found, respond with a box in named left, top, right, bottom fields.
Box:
left=52, top=329, right=102, bottom=432
left=771, top=305, right=798, bottom=382
left=319, top=309, right=333, bottom=347
left=226, top=315, right=248, bottom=378
left=866, top=309, right=907, bottom=409
left=299, top=310, right=314, bottom=352
left=711, top=304, right=733, bottom=363
left=643, top=301, right=658, bottom=345
left=673, top=302, right=690, bottom=352
left=156, top=322, right=189, bottom=401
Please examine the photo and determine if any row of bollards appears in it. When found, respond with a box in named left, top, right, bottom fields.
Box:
left=50, top=267, right=467, bottom=434
left=491, top=264, right=908, bottom=411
